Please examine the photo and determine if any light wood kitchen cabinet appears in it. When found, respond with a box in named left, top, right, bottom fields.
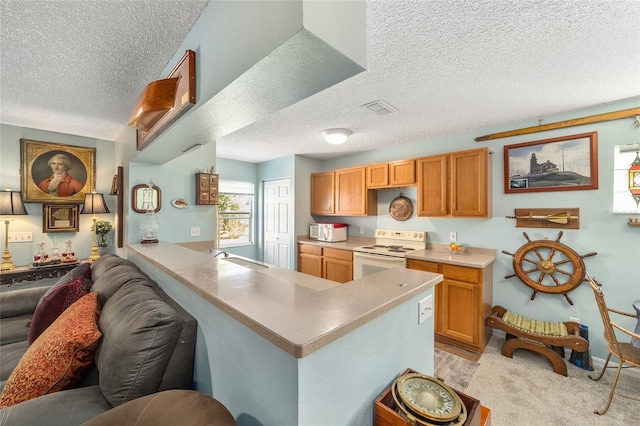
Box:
left=417, top=147, right=490, bottom=217
left=298, top=244, right=353, bottom=283
left=310, top=167, right=377, bottom=216
left=407, top=258, right=493, bottom=354
left=323, top=247, right=353, bottom=283
left=310, top=171, right=335, bottom=215
left=366, top=160, right=416, bottom=189
left=298, top=244, right=323, bottom=278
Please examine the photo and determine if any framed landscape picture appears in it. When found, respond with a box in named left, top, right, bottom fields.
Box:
left=20, top=139, right=95, bottom=203
left=504, top=132, right=598, bottom=194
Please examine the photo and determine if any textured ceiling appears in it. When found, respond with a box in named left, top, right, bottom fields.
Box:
left=0, top=0, right=208, bottom=140
left=1, top=1, right=639, bottom=164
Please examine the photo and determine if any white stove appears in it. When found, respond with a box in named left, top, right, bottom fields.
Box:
left=353, top=229, right=426, bottom=279
left=353, top=229, right=427, bottom=258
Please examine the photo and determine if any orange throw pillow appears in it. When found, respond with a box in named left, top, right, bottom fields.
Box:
left=0, top=292, right=102, bottom=408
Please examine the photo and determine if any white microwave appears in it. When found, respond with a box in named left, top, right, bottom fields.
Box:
left=309, top=223, right=348, bottom=242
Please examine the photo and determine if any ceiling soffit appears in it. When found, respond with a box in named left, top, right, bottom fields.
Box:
left=133, top=1, right=366, bottom=165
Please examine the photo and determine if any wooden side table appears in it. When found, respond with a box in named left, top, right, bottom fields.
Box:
left=0, top=260, right=88, bottom=286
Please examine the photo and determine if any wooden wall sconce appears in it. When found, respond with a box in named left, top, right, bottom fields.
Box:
left=128, top=49, right=196, bottom=151
left=506, top=208, right=580, bottom=229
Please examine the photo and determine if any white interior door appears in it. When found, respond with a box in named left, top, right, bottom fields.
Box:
left=263, top=178, right=291, bottom=268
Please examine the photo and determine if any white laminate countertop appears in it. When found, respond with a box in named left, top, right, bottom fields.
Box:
left=127, top=242, right=442, bottom=358
left=298, top=237, right=496, bottom=269
left=407, top=245, right=496, bottom=269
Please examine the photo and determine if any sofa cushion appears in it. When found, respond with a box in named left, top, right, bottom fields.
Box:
left=0, top=286, right=49, bottom=319
left=0, top=385, right=113, bottom=425
left=37, top=263, right=91, bottom=306
left=90, top=254, right=137, bottom=281
left=0, top=314, right=32, bottom=346
left=0, top=340, right=28, bottom=382
left=91, top=265, right=151, bottom=306
left=96, top=283, right=182, bottom=407
left=27, top=276, right=93, bottom=344
left=0, top=292, right=102, bottom=408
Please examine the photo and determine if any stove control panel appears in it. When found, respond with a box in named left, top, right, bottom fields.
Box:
left=374, top=229, right=426, bottom=242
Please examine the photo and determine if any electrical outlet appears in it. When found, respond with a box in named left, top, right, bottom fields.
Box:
left=449, top=232, right=457, bottom=242
left=569, top=316, right=580, bottom=324
left=418, top=295, right=433, bottom=324
left=190, top=227, right=200, bottom=237
left=8, top=232, right=33, bottom=242
left=359, top=226, right=364, bottom=235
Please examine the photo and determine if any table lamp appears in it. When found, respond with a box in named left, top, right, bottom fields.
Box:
left=80, top=191, right=110, bottom=263
left=0, top=190, right=28, bottom=271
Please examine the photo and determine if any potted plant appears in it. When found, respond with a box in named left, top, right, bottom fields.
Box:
left=93, top=220, right=113, bottom=253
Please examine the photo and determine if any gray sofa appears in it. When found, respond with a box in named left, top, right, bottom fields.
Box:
left=0, top=254, right=197, bottom=425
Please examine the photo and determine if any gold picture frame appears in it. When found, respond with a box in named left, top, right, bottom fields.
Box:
left=43, top=204, right=80, bottom=233
left=20, top=139, right=96, bottom=203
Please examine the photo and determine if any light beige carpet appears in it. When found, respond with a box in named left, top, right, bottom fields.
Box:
left=465, top=335, right=638, bottom=426
left=434, top=347, right=480, bottom=392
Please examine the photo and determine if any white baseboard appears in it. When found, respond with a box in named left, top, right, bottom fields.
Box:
left=489, top=329, right=640, bottom=379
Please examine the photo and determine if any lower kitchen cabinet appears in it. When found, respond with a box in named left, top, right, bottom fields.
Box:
left=407, top=258, right=493, bottom=353
left=323, top=248, right=353, bottom=283
left=298, top=244, right=353, bottom=283
left=298, top=244, right=323, bottom=278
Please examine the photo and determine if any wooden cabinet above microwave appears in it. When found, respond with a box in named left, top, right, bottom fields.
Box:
left=310, top=167, right=377, bottom=216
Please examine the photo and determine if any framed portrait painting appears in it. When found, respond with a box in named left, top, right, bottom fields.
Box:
left=503, top=132, right=598, bottom=194
left=43, top=204, right=79, bottom=233
left=20, top=139, right=96, bottom=203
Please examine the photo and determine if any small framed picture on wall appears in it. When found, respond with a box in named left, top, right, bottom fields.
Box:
left=43, top=204, right=80, bottom=233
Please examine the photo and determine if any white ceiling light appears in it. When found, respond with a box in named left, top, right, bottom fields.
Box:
left=321, top=128, right=352, bottom=145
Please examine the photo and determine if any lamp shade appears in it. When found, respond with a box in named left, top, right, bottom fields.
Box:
left=80, top=193, right=110, bottom=215
left=0, top=191, right=28, bottom=216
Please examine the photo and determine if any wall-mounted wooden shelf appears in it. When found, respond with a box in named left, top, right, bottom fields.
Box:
left=135, top=49, right=196, bottom=151
left=506, top=208, right=580, bottom=229
left=195, top=173, right=219, bottom=205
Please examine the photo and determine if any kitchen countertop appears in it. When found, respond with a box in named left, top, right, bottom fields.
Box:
left=298, top=237, right=496, bottom=269
left=407, top=244, right=496, bottom=268
left=127, top=241, right=442, bottom=358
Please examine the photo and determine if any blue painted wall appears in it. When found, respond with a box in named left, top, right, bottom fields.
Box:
left=0, top=124, right=116, bottom=263
left=297, top=97, right=640, bottom=360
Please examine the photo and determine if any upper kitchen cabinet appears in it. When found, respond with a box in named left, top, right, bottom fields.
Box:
left=310, top=167, right=377, bottom=216
left=310, top=171, right=335, bottom=215
left=366, top=160, right=416, bottom=189
left=417, top=147, right=491, bottom=217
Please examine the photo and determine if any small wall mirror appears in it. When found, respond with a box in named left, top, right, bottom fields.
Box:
left=132, top=183, right=162, bottom=213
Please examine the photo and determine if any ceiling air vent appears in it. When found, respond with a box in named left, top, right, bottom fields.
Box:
left=362, top=99, right=398, bottom=115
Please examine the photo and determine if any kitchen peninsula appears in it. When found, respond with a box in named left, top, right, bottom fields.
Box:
left=126, top=242, right=442, bottom=426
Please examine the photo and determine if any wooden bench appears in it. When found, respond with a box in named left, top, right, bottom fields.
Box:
left=485, top=305, right=589, bottom=376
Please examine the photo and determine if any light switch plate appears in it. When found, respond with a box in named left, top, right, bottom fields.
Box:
left=8, top=232, right=33, bottom=242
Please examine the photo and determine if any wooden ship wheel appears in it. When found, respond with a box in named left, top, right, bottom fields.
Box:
left=502, top=231, right=597, bottom=305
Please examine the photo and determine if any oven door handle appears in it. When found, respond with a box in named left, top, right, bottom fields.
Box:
left=353, top=251, right=405, bottom=263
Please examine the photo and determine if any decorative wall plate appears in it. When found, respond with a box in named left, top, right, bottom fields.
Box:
left=171, top=198, right=189, bottom=209
left=389, top=194, right=413, bottom=221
